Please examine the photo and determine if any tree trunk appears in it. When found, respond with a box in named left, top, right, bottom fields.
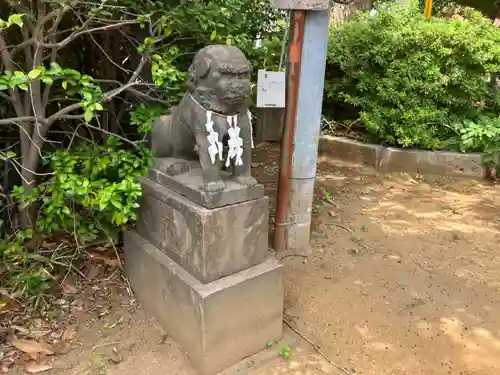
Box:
left=19, top=175, right=36, bottom=228
left=19, top=140, right=42, bottom=228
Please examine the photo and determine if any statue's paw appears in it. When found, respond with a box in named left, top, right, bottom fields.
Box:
left=235, top=176, right=258, bottom=186
left=166, top=161, right=191, bottom=176
left=201, top=180, right=226, bottom=193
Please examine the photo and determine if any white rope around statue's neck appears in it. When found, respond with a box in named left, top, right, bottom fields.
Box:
left=188, top=93, right=254, bottom=166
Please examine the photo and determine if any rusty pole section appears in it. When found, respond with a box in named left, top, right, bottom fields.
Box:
left=273, top=10, right=305, bottom=253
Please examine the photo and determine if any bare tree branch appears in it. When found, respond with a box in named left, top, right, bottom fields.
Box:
left=43, top=7, right=71, bottom=110
left=128, top=54, right=148, bottom=84
left=0, top=117, right=38, bottom=126
left=46, top=102, right=83, bottom=124
left=37, top=20, right=139, bottom=50
left=0, top=31, right=16, bottom=73
left=88, top=121, right=144, bottom=148
left=124, top=88, right=169, bottom=104
left=0, top=30, right=31, bottom=159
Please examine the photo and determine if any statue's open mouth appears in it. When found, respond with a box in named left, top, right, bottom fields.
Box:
left=221, top=94, right=247, bottom=106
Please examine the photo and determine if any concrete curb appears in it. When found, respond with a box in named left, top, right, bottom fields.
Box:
left=318, top=135, right=486, bottom=178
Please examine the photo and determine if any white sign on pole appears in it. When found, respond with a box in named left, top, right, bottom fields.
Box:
left=256, top=69, right=286, bottom=108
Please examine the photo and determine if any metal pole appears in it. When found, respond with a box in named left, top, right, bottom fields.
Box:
left=424, top=0, right=433, bottom=18
left=285, top=9, right=330, bottom=252
left=274, top=10, right=305, bottom=253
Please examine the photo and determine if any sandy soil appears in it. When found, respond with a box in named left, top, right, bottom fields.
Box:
left=10, top=143, right=500, bottom=375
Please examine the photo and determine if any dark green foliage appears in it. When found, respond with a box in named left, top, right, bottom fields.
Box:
left=14, top=137, right=152, bottom=242
left=2, top=137, right=152, bottom=302
left=325, top=4, right=500, bottom=152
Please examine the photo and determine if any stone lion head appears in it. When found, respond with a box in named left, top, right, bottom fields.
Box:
left=186, top=45, right=252, bottom=115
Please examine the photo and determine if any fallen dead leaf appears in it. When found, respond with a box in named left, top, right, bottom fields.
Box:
left=41, top=241, right=58, bottom=250
left=87, top=252, right=121, bottom=268
left=27, top=352, right=41, bottom=362
left=12, top=340, right=55, bottom=356
left=0, top=357, right=13, bottom=373
left=0, top=294, right=23, bottom=313
left=25, top=362, right=53, bottom=374
left=62, top=325, right=76, bottom=341
left=60, top=281, right=78, bottom=295
left=30, top=330, right=52, bottom=338
left=12, top=352, right=30, bottom=367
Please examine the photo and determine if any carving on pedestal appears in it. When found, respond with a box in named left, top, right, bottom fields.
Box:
left=152, top=45, right=257, bottom=194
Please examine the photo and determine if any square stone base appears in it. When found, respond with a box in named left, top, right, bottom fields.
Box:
left=124, top=231, right=284, bottom=375
left=135, top=177, right=269, bottom=284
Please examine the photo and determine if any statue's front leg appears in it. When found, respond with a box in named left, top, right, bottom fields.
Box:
left=232, top=118, right=257, bottom=186
left=195, top=129, right=225, bottom=193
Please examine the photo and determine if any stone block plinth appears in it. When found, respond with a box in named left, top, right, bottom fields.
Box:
left=124, top=231, right=284, bottom=375
left=135, top=177, right=269, bottom=284
left=150, top=158, right=265, bottom=209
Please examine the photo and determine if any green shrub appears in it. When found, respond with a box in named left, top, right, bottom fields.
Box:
left=1, top=138, right=151, bottom=302
left=325, top=4, right=500, bottom=150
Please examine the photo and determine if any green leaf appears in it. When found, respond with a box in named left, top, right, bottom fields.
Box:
left=164, top=25, right=173, bottom=38
left=95, top=103, right=104, bottom=111
left=28, top=68, right=42, bottom=80
left=99, top=200, right=107, bottom=211
left=8, top=14, right=24, bottom=28
left=6, top=151, right=16, bottom=159
left=111, top=199, right=122, bottom=209
left=18, top=83, right=28, bottom=91
left=50, top=62, right=62, bottom=70
left=82, top=91, right=92, bottom=101
left=41, top=77, right=54, bottom=85
left=210, top=30, right=217, bottom=41
left=84, top=109, right=93, bottom=123
left=14, top=71, right=25, bottom=78
left=62, top=81, right=68, bottom=90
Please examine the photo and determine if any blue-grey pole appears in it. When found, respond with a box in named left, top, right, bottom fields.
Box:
left=285, top=9, right=330, bottom=252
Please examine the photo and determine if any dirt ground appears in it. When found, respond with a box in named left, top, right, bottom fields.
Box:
left=11, top=143, right=500, bottom=375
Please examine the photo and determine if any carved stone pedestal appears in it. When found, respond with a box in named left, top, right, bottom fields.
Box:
left=125, top=175, right=284, bottom=375
left=150, top=158, right=264, bottom=209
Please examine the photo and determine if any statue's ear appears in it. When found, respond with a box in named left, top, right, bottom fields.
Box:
left=188, top=57, right=210, bottom=89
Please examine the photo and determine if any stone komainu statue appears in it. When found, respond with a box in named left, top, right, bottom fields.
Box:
left=152, top=45, right=257, bottom=193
